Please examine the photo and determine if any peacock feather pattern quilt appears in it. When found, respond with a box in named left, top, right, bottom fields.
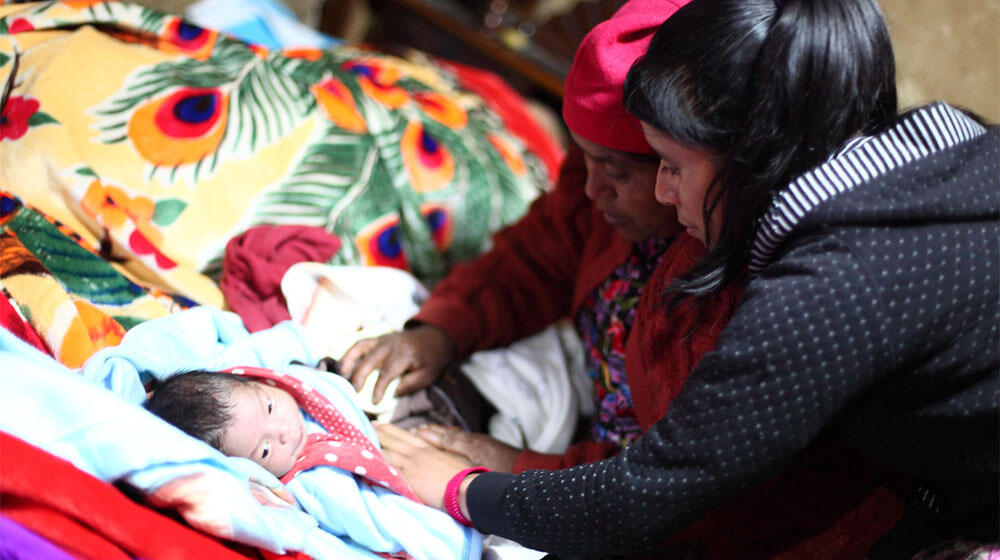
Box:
left=0, top=0, right=553, bottom=309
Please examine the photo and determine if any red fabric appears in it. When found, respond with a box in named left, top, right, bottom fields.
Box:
left=513, top=233, right=740, bottom=470
left=6, top=503, right=131, bottom=560
left=0, top=431, right=290, bottom=560
left=661, top=434, right=905, bottom=559
left=224, top=366, right=421, bottom=503
left=561, top=0, right=691, bottom=154
left=412, top=145, right=902, bottom=556
left=260, top=551, right=312, bottom=560
left=0, top=291, right=51, bottom=356
left=220, top=225, right=341, bottom=332
left=443, top=59, right=565, bottom=184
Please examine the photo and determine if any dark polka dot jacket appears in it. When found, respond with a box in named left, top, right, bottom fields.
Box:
left=466, top=103, right=999, bottom=557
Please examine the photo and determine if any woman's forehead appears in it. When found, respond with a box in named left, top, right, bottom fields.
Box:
left=571, top=129, right=657, bottom=166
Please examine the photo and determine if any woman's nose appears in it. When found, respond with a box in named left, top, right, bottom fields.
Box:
left=655, top=176, right=678, bottom=206
left=583, top=166, right=610, bottom=201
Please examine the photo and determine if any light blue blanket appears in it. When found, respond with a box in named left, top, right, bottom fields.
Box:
left=0, top=307, right=480, bottom=560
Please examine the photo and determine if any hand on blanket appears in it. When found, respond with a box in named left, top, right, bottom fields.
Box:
left=340, top=325, right=456, bottom=404
left=411, top=424, right=520, bottom=473
left=376, top=422, right=477, bottom=514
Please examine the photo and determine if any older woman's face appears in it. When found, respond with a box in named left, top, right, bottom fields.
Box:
left=640, top=123, right=722, bottom=248
left=570, top=131, right=681, bottom=242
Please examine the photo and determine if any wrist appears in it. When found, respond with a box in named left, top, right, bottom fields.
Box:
left=408, top=311, right=467, bottom=357
left=458, top=472, right=480, bottom=521
left=444, top=466, right=489, bottom=527
left=425, top=323, right=458, bottom=360
left=404, top=322, right=458, bottom=358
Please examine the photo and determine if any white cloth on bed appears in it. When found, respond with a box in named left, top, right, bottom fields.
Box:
left=282, top=263, right=593, bottom=454
left=461, top=321, right=593, bottom=454
left=0, top=307, right=481, bottom=560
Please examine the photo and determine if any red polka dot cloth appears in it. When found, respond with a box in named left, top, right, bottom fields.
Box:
left=222, top=366, right=421, bottom=504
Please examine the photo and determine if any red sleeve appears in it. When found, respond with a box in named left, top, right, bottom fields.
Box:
left=412, top=146, right=594, bottom=357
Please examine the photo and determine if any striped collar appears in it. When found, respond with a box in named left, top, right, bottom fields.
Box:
left=748, top=103, right=988, bottom=272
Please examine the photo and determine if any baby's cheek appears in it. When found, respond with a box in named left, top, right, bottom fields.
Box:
left=270, top=456, right=296, bottom=479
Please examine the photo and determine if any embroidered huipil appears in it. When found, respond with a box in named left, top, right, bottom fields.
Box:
left=575, top=237, right=671, bottom=446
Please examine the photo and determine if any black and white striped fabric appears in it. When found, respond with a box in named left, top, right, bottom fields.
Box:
left=750, top=103, right=988, bottom=272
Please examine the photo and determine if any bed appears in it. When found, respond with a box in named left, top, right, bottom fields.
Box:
left=0, top=2, right=567, bottom=557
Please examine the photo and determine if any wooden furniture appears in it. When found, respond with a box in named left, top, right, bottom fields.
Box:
left=321, top=0, right=625, bottom=105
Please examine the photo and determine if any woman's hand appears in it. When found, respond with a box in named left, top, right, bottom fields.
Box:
left=339, top=324, right=457, bottom=404
left=412, top=424, right=521, bottom=473
left=376, top=422, right=474, bottom=510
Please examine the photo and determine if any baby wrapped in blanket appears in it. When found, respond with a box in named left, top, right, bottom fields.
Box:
left=72, top=306, right=479, bottom=560
left=148, top=367, right=419, bottom=501
left=146, top=364, right=479, bottom=560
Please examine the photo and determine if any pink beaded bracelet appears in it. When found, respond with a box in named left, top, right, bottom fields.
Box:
left=444, top=466, right=489, bottom=527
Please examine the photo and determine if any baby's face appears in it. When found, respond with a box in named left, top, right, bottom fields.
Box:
left=219, top=380, right=307, bottom=478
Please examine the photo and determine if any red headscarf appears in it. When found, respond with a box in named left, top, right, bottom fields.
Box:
left=562, top=0, right=690, bottom=154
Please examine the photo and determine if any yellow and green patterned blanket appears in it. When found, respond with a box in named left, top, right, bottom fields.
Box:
left=0, top=0, right=557, bottom=364
left=0, top=192, right=191, bottom=367
left=0, top=0, right=552, bottom=304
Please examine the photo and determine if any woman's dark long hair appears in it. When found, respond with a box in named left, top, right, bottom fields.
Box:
left=624, top=0, right=898, bottom=298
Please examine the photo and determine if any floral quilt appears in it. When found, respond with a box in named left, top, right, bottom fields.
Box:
left=0, top=0, right=556, bottom=309
left=0, top=192, right=191, bottom=367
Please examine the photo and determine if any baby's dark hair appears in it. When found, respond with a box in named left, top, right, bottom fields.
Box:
left=145, top=370, right=252, bottom=450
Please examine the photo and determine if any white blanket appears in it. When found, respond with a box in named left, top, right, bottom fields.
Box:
left=282, top=263, right=594, bottom=454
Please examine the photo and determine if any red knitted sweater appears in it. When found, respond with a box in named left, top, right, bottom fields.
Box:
left=413, top=146, right=742, bottom=470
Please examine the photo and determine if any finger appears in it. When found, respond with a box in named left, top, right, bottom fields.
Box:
left=389, top=426, right=474, bottom=464
left=394, top=368, right=435, bottom=396
left=350, top=344, right=392, bottom=393
left=412, top=423, right=454, bottom=445
left=375, top=424, right=410, bottom=454
left=377, top=422, right=428, bottom=451
left=417, top=425, right=475, bottom=455
left=371, top=353, right=415, bottom=403
left=379, top=445, right=404, bottom=467
left=339, top=339, right=376, bottom=379
left=379, top=442, right=420, bottom=477
left=416, top=423, right=454, bottom=435
left=404, top=422, right=428, bottom=434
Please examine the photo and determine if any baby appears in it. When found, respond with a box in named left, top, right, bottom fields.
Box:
left=146, top=369, right=305, bottom=478
left=146, top=366, right=481, bottom=559
left=145, top=366, right=418, bottom=501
